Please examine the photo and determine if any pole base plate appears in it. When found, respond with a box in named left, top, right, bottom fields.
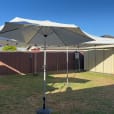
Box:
left=37, top=108, right=51, bottom=114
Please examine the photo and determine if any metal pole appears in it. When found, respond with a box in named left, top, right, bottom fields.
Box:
left=94, top=45, right=96, bottom=72
left=66, top=47, right=69, bottom=85
left=43, top=35, right=47, bottom=109
left=77, top=45, right=80, bottom=72
left=37, top=34, right=51, bottom=114
left=34, top=53, right=37, bottom=75
left=56, top=53, right=59, bottom=72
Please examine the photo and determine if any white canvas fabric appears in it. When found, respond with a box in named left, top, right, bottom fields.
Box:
left=0, top=18, right=93, bottom=46
left=10, top=17, right=77, bottom=28
left=81, top=31, right=114, bottom=45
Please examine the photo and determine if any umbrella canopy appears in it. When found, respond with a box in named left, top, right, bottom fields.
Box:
left=81, top=31, right=114, bottom=45
left=83, top=37, right=114, bottom=45
left=80, top=31, right=114, bottom=48
left=0, top=36, right=17, bottom=46
left=0, top=17, right=93, bottom=46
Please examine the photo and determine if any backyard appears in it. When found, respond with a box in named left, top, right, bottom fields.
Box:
left=0, top=71, right=114, bottom=114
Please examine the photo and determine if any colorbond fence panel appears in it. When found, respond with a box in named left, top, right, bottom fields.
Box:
left=0, top=51, right=84, bottom=75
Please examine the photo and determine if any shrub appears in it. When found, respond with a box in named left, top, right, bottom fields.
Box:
left=2, top=45, right=17, bottom=51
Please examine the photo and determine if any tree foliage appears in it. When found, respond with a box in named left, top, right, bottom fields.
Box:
left=2, top=45, right=17, bottom=51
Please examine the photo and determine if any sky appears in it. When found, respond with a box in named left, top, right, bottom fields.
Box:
left=0, top=0, right=114, bottom=36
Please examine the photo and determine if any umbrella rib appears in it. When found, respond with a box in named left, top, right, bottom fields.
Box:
left=51, top=27, right=67, bottom=46
left=0, top=28, right=19, bottom=34
left=27, top=26, right=43, bottom=44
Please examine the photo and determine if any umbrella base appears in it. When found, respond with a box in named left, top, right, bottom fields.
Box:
left=37, top=108, right=51, bottom=114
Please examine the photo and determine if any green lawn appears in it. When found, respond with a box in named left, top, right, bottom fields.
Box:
left=0, top=72, right=114, bottom=114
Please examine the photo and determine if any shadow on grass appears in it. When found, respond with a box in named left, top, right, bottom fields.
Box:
left=47, top=74, right=90, bottom=84
left=46, top=75, right=90, bottom=93
left=46, top=84, right=114, bottom=114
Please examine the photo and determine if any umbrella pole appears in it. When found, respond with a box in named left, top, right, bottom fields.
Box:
left=43, top=35, right=47, bottom=110
left=66, top=47, right=69, bottom=85
left=37, top=35, right=51, bottom=114
left=43, top=42, right=46, bottom=109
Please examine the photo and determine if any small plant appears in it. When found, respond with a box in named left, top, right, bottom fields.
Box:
left=2, top=45, right=17, bottom=51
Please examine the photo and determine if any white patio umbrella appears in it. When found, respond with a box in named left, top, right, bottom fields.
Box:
left=81, top=31, right=114, bottom=46
left=0, top=18, right=94, bottom=113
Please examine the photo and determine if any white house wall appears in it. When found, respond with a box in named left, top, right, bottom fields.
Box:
left=84, top=47, right=114, bottom=74
left=103, top=48, right=114, bottom=74
left=95, top=49, right=104, bottom=73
